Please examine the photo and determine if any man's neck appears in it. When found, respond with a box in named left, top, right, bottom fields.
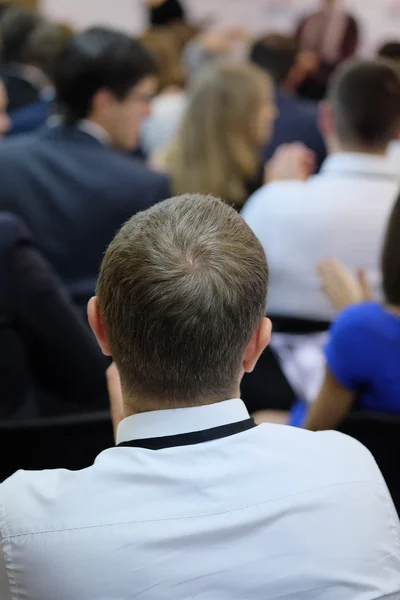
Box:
left=328, top=140, right=389, bottom=157
left=77, top=118, right=111, bottom=146
left=123, top=390, right=241, bottom=417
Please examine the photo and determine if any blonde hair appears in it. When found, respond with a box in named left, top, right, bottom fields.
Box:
left=165, top=63, right=272, bottom=208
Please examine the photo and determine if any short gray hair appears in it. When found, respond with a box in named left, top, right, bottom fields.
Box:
left=97, top=194, right=268, bottom=406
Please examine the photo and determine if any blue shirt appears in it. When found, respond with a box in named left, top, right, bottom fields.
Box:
left=327, top=302, right=400, bottom=413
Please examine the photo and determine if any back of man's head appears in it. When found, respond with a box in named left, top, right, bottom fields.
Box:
left=54, top=26, right=157, bottom=125
left=250, top=34, right=297, bottom=86
left=23, top=22, right=74, bottom=82
left=0, top=5, right=43, bottom=64
left=95, top=195, right=269, bottom=408
left=327, top=59, right=400, bottom=151
left=378, top=41, right=400, bottom=65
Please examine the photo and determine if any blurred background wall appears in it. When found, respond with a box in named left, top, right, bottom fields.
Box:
left=30, top=0, right=400, bottom=55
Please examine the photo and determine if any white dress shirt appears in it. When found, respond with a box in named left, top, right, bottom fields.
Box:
left=242, top=152, right=400, bottom=321
left=1, top=399, right=399, bottom=599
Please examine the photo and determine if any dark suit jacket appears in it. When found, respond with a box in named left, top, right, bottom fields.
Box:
left=1, top=70, right=40, bottom=112
left=263, top=89, right=327, bottom=172
left=0, top=125, right=170, bottom=304
left=8, top=97, right=52, bottom=136
left=0, top=212, right=108, bottom=418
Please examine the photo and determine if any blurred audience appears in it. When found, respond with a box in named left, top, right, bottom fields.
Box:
left=243, top=59, right=400, bottom=403
left=1, top=195, right=399, bottom=599
left=243, top=59, right=400, bottom=322
left=296, top=0, right=359, bottom=100
left=8, top=21, right=74, bottom=136
left=140, top=26, right=187, bottom=155
left=250, top=34, right=326, bottom=171
left=152, top=63, right=313, bottom=210
left=0, top=212, right=108, bottom=419
left=0, top=5, right=45, bottom=111
left=304, top=193, right=400, bottom=431
left=0, top=27, right=170, bottom=308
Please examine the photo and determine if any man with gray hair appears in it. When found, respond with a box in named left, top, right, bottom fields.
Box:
left=0, top=195, right=399, bottom=599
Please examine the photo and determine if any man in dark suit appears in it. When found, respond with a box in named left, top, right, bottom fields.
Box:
left=250, top=34, right=326, bottom=172
left=0, top=27, right=170, bottom=306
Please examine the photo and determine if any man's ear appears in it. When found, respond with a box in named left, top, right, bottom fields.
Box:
left=88, top=297, right=112, bottom=356
left=319, top=101, right=333, bottom=138
left=243, top=317, right=272, bottom=374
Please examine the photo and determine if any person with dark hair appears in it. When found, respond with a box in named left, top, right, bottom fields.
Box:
left=0, top=5, right=45, bottom=111
left=146, top=0, right=185, bottom=26
left=377, top=41, right=400, bottom=164
left=250, top=34, right=326, bottom=171
left=304, top=192, right=400, bottom=431
left=378, top=40, right=400, bottom=63
left=242, top=59, right=400, bottom=404
left=8, top=21, right=74, bottom=136
left=0, top=27, right=170, bottom=308
left=0, top=194, right=399, bottom=599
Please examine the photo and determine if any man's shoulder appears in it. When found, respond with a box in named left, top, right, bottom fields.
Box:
left=258, top=424, right=384, bottom=486
left=241, top=178, right=314, bottom=221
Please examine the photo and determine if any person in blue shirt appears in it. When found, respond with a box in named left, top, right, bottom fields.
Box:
left=250, top=33, right=327, bottom=172
left=303, top=193, right=400, bottom=431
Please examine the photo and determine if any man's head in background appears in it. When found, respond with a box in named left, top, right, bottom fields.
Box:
left=378, top=41, right=400, bottom=65
left=320, top=59, right=400, bottom=154
left=89, top=195, right=271, bottom=414
left=249, top=34, right=306, bottom=93
left=54, top=27, right=158, bottom=150
left=23, top=21, right=75, bottom=85
left=0, top=5, right=43, bottom=65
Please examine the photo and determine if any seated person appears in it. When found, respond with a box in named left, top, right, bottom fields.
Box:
left=140, top=26, right=187, bottom=156
left=0, top=212, right=108, bottom=418
left=242, top=59, right=400, bottom=405
left=296, top=0, right=359, bottom=101
left=0, top=27, right=170, bottom=308
left=152, top=63, right=314, bottom=211
left=0, top=195, right=399, bottom=599
left=304, top=193, right=400, bottom=430
left=0, top=5, right=45, bottom=111
left=8, top=21, right=74, bottom=136
left=250, top=34, right=326, bottom=171
left=377, top=41, right=400, bottom=163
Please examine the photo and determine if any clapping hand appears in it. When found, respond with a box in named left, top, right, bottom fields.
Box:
left=265, top=143, right=316, bottom=183
left=317, top=258, right=373, bottom=313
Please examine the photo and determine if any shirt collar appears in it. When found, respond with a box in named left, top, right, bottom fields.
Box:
left=320, top=152, right=399, bottom=179
left=116, top=398, right=250, bottom=445
left=76, top=119, right=111, bottom=146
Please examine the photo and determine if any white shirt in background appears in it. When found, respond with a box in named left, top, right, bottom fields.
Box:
left=140, top=91, right=187, bottom=156
left=0, top=399, right=399, bottom=599
left=242, top=152, right=400, bottom=321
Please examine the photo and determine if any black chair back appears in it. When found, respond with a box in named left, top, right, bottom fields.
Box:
left=338, top=411, right=400, bottom=514
left=0, top=410, right=114, bottom=482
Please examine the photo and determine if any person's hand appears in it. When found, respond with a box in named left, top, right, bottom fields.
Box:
left=199, top=31, right=230, bottom=54
left=297, top=50, right=320, bottom=76
left=265, top=143, right=316, bottom=183
left=106, top=362, right=125, bottom=440
left=317, top=258, right=373, bottom=313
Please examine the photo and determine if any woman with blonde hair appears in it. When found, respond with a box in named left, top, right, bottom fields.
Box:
left=153, top=63, right=274, bottom=209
